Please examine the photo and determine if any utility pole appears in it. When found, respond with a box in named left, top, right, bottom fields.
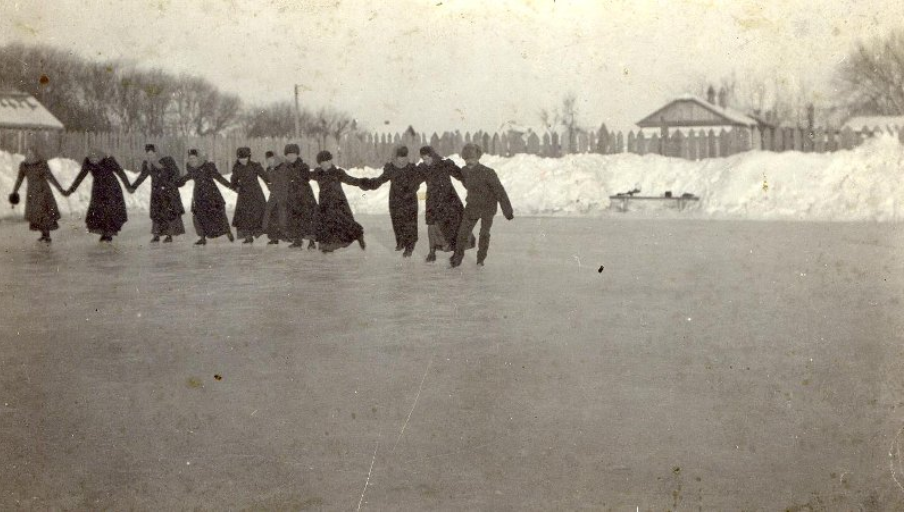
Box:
left=294, top=84, right=301, bottom=140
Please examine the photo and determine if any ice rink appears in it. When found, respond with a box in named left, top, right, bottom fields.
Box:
left=1, top=214, right=903, bottom=510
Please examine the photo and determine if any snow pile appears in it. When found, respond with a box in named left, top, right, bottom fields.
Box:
left=354, top=134, right=904, bottom=221
left=2, top=134, right=903, bottom=222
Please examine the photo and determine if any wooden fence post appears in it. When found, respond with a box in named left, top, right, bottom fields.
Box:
left=840, top=127, right=855, bottom=150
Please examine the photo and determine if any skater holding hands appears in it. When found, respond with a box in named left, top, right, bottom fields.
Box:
left=363, top=146, right=424, bottom=257
left=65, top=149, right=132, bottom=243
left=8, top=147, right=66, bottom=243
left=449, top=143, right=513, bottom=268
left=130, top=144, right=186, bottom=243
left=177, top=149, right=235, bottom=245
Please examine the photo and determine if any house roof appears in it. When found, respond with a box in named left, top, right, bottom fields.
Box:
left=636, top=95, right=759, bottom=128
left=842, top=116, right=904, bottom=132
left=0, top=89, right=65, bottom=130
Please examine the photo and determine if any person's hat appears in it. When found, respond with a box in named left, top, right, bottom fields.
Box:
left=284, top=144, right=300, bottom=155
left=237, top=147, right=251, bottom=159
left=316, top=150, right=333, bottom=164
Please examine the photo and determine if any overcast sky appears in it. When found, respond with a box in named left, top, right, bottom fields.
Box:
left=1, top=0, right=902, bottom=133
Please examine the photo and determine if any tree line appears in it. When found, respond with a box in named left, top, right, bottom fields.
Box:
left=2, top=28, right=903, bottom=140
left=0, top=43, right=360, bottom=140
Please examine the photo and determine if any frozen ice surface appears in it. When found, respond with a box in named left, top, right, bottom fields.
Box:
left=0, top=215, right=903, bottom=510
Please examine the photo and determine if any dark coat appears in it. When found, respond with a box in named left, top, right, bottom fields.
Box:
left=420, top=157, right=465, bottom=218
left=262, top=158, right=318, bottom=240
left=132, top=157, right=185, bottom=223
left=366, top=162, right=424, bottom=247
left=14, top=160, right=62, bottom=232
left=178, top=161, right=233, bottom=238
left=310, top=166, right=365, bottom=248
left=459, top=163, right=514, bottom=220
left=230, top=160, right=268, bottom=232
left=69, top=157, right=130, bottom=235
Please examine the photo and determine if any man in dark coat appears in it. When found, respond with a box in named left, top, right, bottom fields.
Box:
left=449, top=143, right=514, bottom=268
left=364, top=146, right=424, bottom=257
left=131, top=144, right=186, bottom=243
left=262, top=144, right=318, bottom=248
left=230, top=147, right=268, bottom=243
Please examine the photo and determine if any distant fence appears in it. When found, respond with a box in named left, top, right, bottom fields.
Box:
left=1, top=124, right=902, bottom=172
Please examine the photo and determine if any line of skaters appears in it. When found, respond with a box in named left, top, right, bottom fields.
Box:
left=8, top=143, right=513, bottom=268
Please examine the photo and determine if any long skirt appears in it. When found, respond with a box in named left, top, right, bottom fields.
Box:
left=428, top=223, right=474, bottom=252
left=152, top=217, right=186, bottom=236
left=192, top=207, right=231, bottom=238
left=86, top=180, right=128, bottom=236
left=263, top=200, right=296, bottom=242
left=316, top=207, right=363, bottom=252
left=25, top=189, right=60, bottom=232
left=233, top=189, right=266, bottom=239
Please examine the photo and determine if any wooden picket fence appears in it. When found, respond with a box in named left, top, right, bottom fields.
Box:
left=1, top=123, right=902, bottom=172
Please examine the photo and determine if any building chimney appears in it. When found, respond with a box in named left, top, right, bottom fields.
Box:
left=717, top=87, right=727, bottom=108
left=706, top=85, right=716, bottom=104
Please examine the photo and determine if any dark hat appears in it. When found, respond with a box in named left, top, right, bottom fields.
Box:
left=284, top=143, right=300, bottom=155
left=394, top=146, right=409, bottom=158
left=160, top=156, right=178, bottom=172
left=237, top=147, right=251, bottom=158
left=188, top=149, right=199, bottom=157
left=265, top=151, right=274, bottom=159
left=461, top=143, right=482, bottom=160
left=316, top=150, right=333, bottom=164
left=145, top=144, right=156, bottom=153
left=8, top=192, right=20, bottom=205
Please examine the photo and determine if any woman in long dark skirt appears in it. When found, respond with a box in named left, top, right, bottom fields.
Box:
left=309, top=150, right=367, bottom=253
left=176, top=149, right=235, bottom=246
left=230, top=147, right=268, bottom=243
left=130, top=144, right=186, bottom=243
left=364, top=146, right=424, bottom=257
left=8, top=147, right=66, bottom=243
left=417, top=145, right=474, bottom=262
left=65, top=149, right=132, bottom=243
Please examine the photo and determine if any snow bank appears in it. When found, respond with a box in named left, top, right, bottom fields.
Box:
left=2, top=135, right=903, bottom=222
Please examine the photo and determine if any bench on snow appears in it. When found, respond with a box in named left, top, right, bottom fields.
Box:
left=608, top=194, right=700, bottom=212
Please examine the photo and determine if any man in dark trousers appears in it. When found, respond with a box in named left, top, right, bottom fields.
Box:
left=450, top=143, right=514, bottom=268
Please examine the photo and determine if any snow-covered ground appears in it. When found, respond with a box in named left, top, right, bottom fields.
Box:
left=2, top=133, right=903, bottom=222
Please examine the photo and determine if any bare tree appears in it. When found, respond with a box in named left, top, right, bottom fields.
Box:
left=169, top=75, right=242, bottom=136
left=305, top=107, right=358, bottom=150
left=110, top=66, right=146, bottom=131
left=242, top=101, right=298, bottom=138
left=834, top=28, right=904, bottom=117
left=78, top=61, right=117, bottom=131
left=140, top=69, right=174, bottom=136
left=539, top=93, right=583, bottom=153
left=691, top=70, right=824, bottom=127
